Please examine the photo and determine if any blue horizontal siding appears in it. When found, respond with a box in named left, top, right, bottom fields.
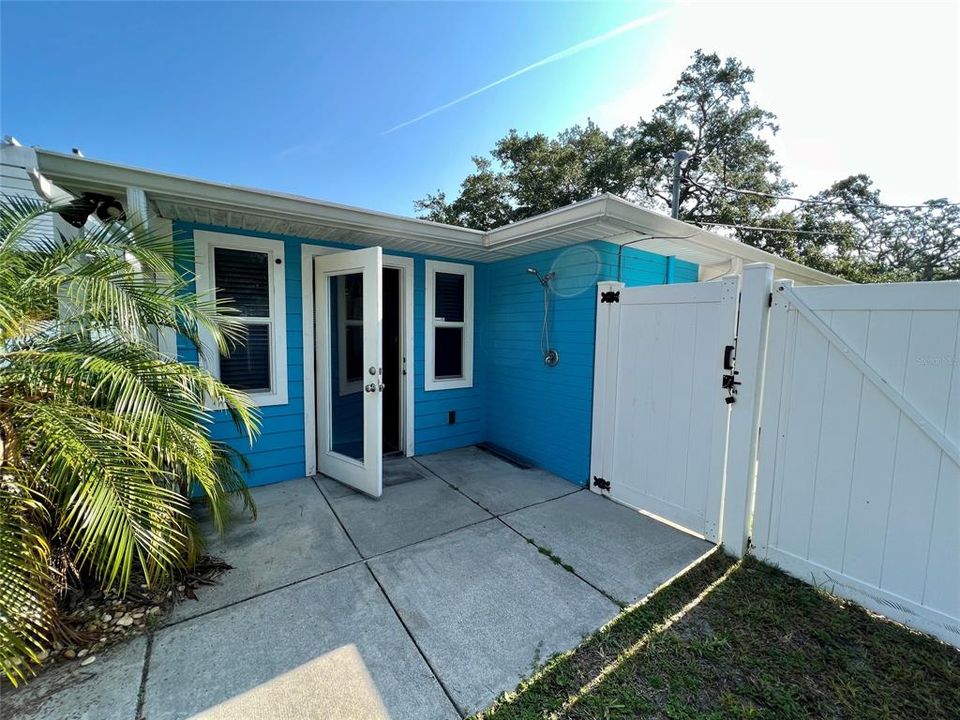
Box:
left=173, top=220, right=696, bottom=490
left=481, top=240, right=696, bottom=485
left=173, top=221, right=484, bottom=487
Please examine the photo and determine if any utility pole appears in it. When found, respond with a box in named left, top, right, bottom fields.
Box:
left=671, top=149, right=691, bottom=219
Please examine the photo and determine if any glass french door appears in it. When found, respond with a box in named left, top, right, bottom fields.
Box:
left=314, top=247, right=383, bottom=497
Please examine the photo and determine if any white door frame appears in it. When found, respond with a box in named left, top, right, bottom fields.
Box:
left=302, top=245, right=414, bottom=476
left=314, top=248, right=383, bottom=495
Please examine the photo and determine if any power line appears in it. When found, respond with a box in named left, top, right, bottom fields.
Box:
left=687, top=220, right=847, bottom=237
left=683, top=178, right=959, bottom=211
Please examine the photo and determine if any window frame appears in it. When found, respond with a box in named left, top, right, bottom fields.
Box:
left=424, top=260, right=474, bottom=391
left=194, top=230, right=288, bottom=407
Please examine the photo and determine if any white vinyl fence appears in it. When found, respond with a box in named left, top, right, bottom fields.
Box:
left=752, top=280, right=960, bottom=646
left=591, top=267, right=960, bottom=646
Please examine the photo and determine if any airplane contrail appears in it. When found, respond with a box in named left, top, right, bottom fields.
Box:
left=381, top=7, right=672, bottom=135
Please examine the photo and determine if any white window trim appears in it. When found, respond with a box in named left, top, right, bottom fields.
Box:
left=336, top=275, right=364, bottom=396
left=194, top=230, right=288, bottom=407
left=425, top=260, right=474, bottom=391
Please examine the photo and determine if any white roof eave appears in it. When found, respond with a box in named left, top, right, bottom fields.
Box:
left=35, top=150, right=485, bottom=250
left=33, top=151, right=846, bottom=284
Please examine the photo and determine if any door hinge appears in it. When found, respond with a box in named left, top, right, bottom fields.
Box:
left=768, top=292, right=773, bottom=307
left=592, top=476, right=611, bottom=491
left=600, top=291, right=620, bottom=304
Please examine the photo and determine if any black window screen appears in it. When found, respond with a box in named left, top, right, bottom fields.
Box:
left=435, top=326, right=463, bottom=378
left=214, top=248, right=270, bottom=317
left=434, top=272, right=464, bottom=322
left=220, top=323, right=271, bottom=392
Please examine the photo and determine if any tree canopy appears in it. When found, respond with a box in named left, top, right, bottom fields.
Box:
left=416, top=50, right=958, bottom=283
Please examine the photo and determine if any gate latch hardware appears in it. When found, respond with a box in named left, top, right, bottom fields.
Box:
left=722, top=344, right=740, bottom=404
left=721, top=373, right=741, bottom=390
left=723, top=344, right=736, bottom=370
left=722, top=372, right=741, bottom=404
left=592, top=476, right=611, bottom=491
left=600, top=291, right=620, bottom=304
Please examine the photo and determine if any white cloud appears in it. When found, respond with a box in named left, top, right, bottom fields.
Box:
left=381, top=7, right=673, bottom=135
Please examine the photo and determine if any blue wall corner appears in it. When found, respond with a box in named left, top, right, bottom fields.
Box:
left=480, top=241, right=697, bottom=486
left=172, top=221, right=696, bottom=490
left=172, top=221, right=485, bottom=487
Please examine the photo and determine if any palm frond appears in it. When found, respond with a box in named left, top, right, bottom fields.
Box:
left=13, top=400, right=190, bottom=588
left=0, top=194, right=261, bottom=679
left=0, top=472, right=54, bottom=686
left=0, top=195, right=57, bottom=254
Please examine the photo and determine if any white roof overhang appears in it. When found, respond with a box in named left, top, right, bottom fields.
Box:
left=34, top=150, right=844, bottom=285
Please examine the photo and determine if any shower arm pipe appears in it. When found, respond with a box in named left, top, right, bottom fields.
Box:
left=616, top=232, right=699, bottom=283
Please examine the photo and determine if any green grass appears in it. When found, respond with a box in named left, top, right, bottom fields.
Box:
left=527, top=539, right=578, bottom=575
left=476, top=552, right=960, bottom=720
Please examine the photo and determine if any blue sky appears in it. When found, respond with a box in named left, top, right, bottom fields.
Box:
left=2, top=2, right=957, bottom=215
left=1, top=1, right=666, bottom=214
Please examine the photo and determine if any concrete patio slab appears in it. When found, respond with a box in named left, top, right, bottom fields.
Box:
left=417, top=448, right=581, bottom=515
left=2, top=636, right=146, bottom=720
left=502, top=491, right=713, bottom=606
left=367, top=519, right=620, bottom=715
left=144, top=563, right=458, bottom=720
left=169, top=477, right=360, bottom=623
left=324, top=475, right=492, bottom=557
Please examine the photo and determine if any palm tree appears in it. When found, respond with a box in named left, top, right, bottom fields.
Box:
left=0, top=195, right=260, bottom=684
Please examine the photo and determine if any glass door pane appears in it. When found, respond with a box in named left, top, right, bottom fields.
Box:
left=329, top=273, right=365, bottom=461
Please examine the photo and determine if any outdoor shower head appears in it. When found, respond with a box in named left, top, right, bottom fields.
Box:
left=528, top=267, right=560, bottom=367
left=526, top=267, right=554, bottom=287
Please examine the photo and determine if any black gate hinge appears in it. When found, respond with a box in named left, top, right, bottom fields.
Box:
left=592, top=476, right=611, bottom=491
left=600, top=291, right=620, bottom=304
left=768, top=292, right=773, bottom=307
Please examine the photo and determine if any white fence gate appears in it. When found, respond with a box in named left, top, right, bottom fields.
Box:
left=752, top=280, right=960, bottom=646
left=589, top=275, right=741, bottom=542
left=590, top=266, right=960, bottom=646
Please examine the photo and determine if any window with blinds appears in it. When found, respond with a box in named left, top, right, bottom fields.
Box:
left=425, top=261, right=474, bottom=390
left=214, top=247, right=274, bottom=393
left=195, top=231, right=288, bottom=408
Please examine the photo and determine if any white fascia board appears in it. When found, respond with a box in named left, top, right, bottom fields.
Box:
left=33, top=152, right=846, bottom=284
left=599, top=195, right=847, bottom=285
left=483, top=195, right=611, bottom=249
left=682, top=233, right=847, bottom=285
left=484, top=193, right=843, bottom=285
left=35, top=150, right=485, bottom=249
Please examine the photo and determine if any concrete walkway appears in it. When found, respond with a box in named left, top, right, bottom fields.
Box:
left=6, top=447, right=712, bottom=720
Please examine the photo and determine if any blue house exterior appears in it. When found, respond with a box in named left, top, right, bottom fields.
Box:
left=481, top=243, right=697, bottom=482
left=171, top=221, right=696, bottom=488
left=28, top=148, right=832, bottom=495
